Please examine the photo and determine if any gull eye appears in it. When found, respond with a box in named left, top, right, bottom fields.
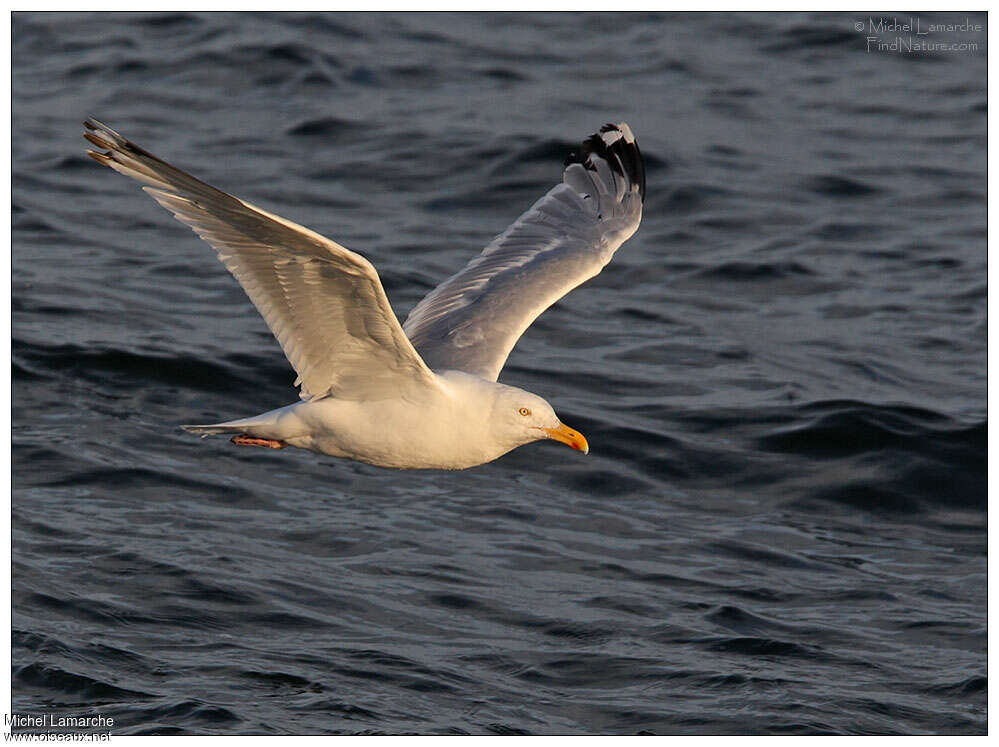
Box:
left=519, top=407, right=531, bottom=417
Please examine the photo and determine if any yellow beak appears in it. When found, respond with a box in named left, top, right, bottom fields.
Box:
left=542, top=423, right=589, bottom=454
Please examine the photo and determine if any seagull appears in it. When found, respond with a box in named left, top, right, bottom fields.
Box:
left=84, top=119, right=645, bottom=469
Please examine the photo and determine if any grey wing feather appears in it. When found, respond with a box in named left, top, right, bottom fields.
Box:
left=84, top=119, right=438, bottom=401
left=404, top=122, right=645, bottom=381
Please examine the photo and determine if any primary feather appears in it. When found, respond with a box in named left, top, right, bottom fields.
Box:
left=84, top=118, right=437, bottom=401
left=403, top=122, right=645, bottom=381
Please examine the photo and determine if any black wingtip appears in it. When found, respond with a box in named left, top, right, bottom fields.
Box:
left=565, top=123, right=645, bottom=202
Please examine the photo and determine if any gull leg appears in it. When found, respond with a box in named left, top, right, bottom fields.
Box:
left=231, top=434, right=288, bottom=449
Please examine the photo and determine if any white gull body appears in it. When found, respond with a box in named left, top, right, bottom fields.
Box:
left=84, top=119, right=645, bottom=469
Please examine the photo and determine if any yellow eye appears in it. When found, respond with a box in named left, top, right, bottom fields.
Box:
left=519, top=407, right=531, bottom=417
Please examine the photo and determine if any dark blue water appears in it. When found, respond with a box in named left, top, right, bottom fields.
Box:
left=12, top=12, right=986, bottom=735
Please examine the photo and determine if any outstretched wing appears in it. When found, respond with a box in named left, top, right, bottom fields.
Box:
left=84, top=119, right=437, bottom=401
left=403, top=123, right=645, bottom=382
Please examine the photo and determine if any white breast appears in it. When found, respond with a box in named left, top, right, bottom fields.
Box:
left=283, top=371, right=515, bottom=470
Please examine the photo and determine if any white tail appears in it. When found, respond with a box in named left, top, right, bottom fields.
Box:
left=181, top=423, right=247, bottom=437
left=181, top=407, right=289, bottom=438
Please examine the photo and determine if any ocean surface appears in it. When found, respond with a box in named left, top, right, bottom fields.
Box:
left=12, top=12, right=987, bottom=735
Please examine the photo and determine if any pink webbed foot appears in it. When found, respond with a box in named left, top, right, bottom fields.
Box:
left=231, top=434, right=288, bottom=449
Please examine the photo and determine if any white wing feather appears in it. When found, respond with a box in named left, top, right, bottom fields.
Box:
left=403, top=122, right=645, bottom=381
left=84, top=119, right=437, bottom=401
